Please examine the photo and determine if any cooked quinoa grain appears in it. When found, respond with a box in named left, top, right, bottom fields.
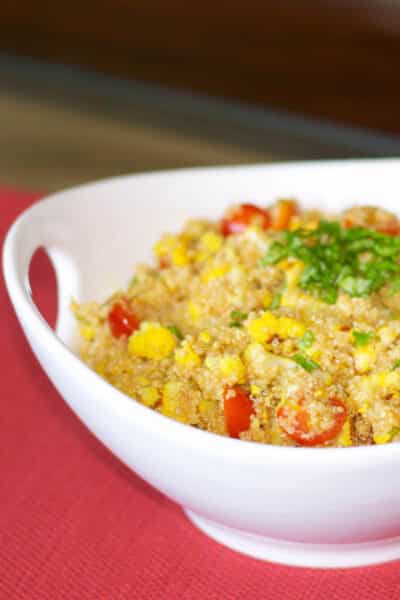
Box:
left=73, top=200, right=400, bottom=447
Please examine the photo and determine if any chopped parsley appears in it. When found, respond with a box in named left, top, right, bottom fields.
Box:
left=293, top=353, right=320, bottom=372
left=389, top=426, right=400, bottom=440
left=297, top=330, right=315, bottom=351
left=229, top=310, right=248, bottom=328
left=392, top=359, right=400, bottom=371
left=352, top=330, right=373, bottom=347
left=261, top=221, right=400, bottom=304
left=390, top=277, right=400, bottom=295
left=270, top=289, right=283, bottom=309
left=168, top=325, right=184, bottom=340
left=128, top=275, right=138, bottom=288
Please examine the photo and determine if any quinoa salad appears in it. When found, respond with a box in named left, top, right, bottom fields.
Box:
left=73, top=200, right=400, bottom=447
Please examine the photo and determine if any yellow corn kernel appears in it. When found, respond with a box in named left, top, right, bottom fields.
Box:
left=201, top=263, right=231, bottom=283
left=198, top=399, right=213, bottom=415
left=337, top=418, right=352, bottom=447
left=277, top=317, right=306, bottom=339
left=128, top=322, right=177, bottom=360
left=379, top=371, right=400, bottom=388
left=354, top=346, right=376, bottom=374
left=246, top=312, right=280, bottom=343
left=305, top=346, right=321, bottom=361
left=199, top=330, right=211, bottom=344
left=200, top=231, right=223, bottom=253
left=358, top=402, right=369, bottom=415
left=277, top=259, right=291, bottom=270
left=378, top=325, right=397, bottom=346
left=303, top=220, right=319, bottom=231
left=138, top=386, right=159, bottom=407
left=187, top=300, right=201, bottom=323
left=79, top=324, right=95, bottom=341
left=262, top=291, right=273, bottom=308
left=250, top=384, right=261, bottom=397
left=175, top=342, right=201, bottom=367
left=289, top=216, right=301, bottom=231
left=94, top=360, right=107, bottom=376
left=153, top=235, right=175, bottom=257
left=194, top=251, right=208, bottom=263
left=161, top=381, right=179, bottom=414
left=244, top=343, right=295, bottom=376
left=219, top=355, right=246, bottom=383
left=171, top=245, right=189, bottom=266
left=373, top=432, right=391, bottom=445
left=280, top=289, right=297, bottom=308
left=285, top=260, right=305, bottom=288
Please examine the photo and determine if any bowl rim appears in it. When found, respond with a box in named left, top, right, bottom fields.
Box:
left=4, top=158, right=400, bottom=466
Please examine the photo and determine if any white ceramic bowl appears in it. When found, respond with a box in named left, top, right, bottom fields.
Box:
left=3, top=160, right=400, bottom=569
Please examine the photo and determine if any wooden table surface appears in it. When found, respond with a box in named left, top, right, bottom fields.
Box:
left=2, top=55, right=400, bottom=191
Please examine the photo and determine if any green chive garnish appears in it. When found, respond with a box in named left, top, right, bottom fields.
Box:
left=298, top=330, right=314, bottom=351
left=261, top=221, right=400, bottom=304
left=352, top=330, right=373, bottom=347
left=293, top=353, right=320, bottom=372
left=389, top=426, right=400, bottom=440
left=229, top=310, right=248, bottom=328
left=392, top=359, right=400, bottom=370
left=168, top=325, right=184, bottom=340
left=128, top=275, right=138, bottom=288
left=270, top=290, right=282, bottom=309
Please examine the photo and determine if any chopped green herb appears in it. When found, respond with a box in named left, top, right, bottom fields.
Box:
left=389, top=426, right=400, bottom=441
left=260, top=243, right=288, bottom=266
left=128, top=276, right=138, bottom=288
left=261, top=221, right=400, bottom=303
left=392, top=359, right=400, bottom=371
left=293, top=353, right=320, bottom=372
left=270, top=290, right=283, bottom=309
left=352, top=330, right=373, bottom=347
left=298, top=330, right=315, bottom=351
left=229, top=310, right=248, bottom=328
left=230, top=310, right=247, bottom=321
left=168, top=325, right=184, bottom=341
left=390, top=277, right=400, bottom=296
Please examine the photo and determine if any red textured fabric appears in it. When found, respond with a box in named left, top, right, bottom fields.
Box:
left=1, top=188, right=400, bottom=599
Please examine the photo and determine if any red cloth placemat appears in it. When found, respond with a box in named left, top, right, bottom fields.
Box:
left=1, top=188, right=400, bottom=599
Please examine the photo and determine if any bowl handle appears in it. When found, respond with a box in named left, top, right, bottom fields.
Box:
left=3, top=204, right=80, bottom=347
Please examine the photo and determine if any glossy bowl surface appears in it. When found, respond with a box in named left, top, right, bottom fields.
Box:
left=3, top=160, right=400, bottom=568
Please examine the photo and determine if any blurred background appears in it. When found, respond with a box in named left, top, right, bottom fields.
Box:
left=1, top=0, right=400, bottom=191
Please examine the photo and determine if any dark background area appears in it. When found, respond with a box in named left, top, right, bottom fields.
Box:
left=1, top=0, right=400, bottom=135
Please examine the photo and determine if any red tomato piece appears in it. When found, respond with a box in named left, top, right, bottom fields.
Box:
left=277, top=397, right=347, bottom=447
left=224, top=386, right=255, bottom=438
left=220, top=203, right=270, bottom=236
left=108, top=302, right=140, bottom=338
left=343, top=210, right=400, bottom=236
left=344, top=218, right=400, bottom=236
left=376, top=222, right=400, bottom=236
left=271, top=200, right=298, bottom=231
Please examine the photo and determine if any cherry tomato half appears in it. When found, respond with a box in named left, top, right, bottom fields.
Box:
left=277, top=397, right=347, bottom=447
left=108, top=301, right=140, bottom=338
left=271, top=200, right=298, bottom=231
left=220, top=203, right=270, bottom=236
left=224, top=386, right=255, bottom=438
left=343, top=207, right=400, bottom=236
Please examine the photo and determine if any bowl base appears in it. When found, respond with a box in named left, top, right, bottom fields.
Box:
left=185, top=509, right=400, bottom=568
